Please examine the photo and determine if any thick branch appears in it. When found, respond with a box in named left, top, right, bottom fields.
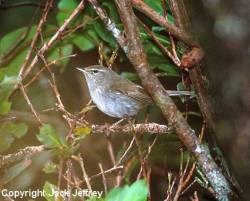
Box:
left=113, top=1, right=231, bottom=200
left=187, top=61, right=215, bottom=132
left=91, top=123, right=173, bottom=135
left=170, top=0, right=216, bottom=133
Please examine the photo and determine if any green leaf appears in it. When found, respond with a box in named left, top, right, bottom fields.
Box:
left=0, top=26, right=36, bottom=74
left=102, top=1, right=120, bottom=23
left=86, top=197, right=105, bottom=201
left=42, top=161, right=58, bottom=174
left=0, top=27, right=34, bottom=58
left=141, top=38, right=162, bottom=56
left=6, top=122, right=28, bottom=138
left=1, top=49, right=28, bottom=76
left=147, top=55, right=179, bottom=76
left=120, top=72, right=139, bottom=82
left=47, top=44, right=73, bottom=67
left=122, top=180, right=148, bottom=201
left=93, top=21, right=117, bottom=47
left=37, top=124, right=68, bottom=149
left=106, top=186, right=129, bottom=201
left=2, top=160, right=31, bottom=184
left=72, top=33, right=95, bottom=51
left=144, top=0, right=163, bottom=15
left=56, top=0, right=78, bottom=25
left=0, top=100, right=11, bottom=115
left=157, top=63, right=179, bottom=76
left=0, top=130, right=14, bottom=153
left=106, top=180, right=148, bottom=201
left=43, top=181, right=57, bottom=201
left=74, top=126, right=92, bottom=137
left=0, top=75, right=20, bottom=114
left=0, top=122, right=29, bottom=152
left=177, top=82, right=187, bottom=91
left=151, top=26, right=165, bottom=33
left=0, top=29, right=23, bottom=57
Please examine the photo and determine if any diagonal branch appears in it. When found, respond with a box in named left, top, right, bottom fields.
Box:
left=18, top=0, right=54, bottom=78
left=131, top=0, right=197, bottom=46
left=98, top=0, right=230, bottom=200
left=20, top=0, right=85, bottom=80
left=0, top=145, right=45, bottom=168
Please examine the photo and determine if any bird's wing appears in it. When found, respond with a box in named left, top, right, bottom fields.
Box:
left=110, top=79, right=153, bottom=105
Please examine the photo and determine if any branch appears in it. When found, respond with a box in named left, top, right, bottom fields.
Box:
left=0, top=145, right=44, bottom=168
left=112, top=1, right=231, bottom=200
left=131, top=0, right=197, bottom=46
left=18, top=0, right=54, bottom=78
left=19, top=0, right=85, bottom=79
left=0, top=123, right=170, bottom=168
left=169, top=0, right=215, bottom=133
left=137, top=18, right=181, bottom=66
left=91, top=123, right=173, bottom=135
left=87, top=0, right=127, bottom=50
left=1, top=2, right=45, bottom=9
left=19, top=83, right=43, bottom=125
left=168, top=0, right=190, bottom=31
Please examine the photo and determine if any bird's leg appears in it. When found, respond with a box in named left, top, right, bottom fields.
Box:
left=110, top=118, right=126, bottom=129
left=110, top=115, right=133, bottom=129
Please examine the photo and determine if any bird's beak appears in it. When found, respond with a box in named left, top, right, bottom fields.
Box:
left=76, top=67, right=86, bottom=73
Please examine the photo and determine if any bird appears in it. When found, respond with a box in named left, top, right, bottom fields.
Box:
left=77, top=65, right=194, bottom=118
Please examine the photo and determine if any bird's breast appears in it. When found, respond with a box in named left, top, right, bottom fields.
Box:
left=89, top=88, right=141, bottom=118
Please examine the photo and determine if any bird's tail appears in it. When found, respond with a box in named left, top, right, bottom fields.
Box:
left=166, top=90, right=195, bottom=97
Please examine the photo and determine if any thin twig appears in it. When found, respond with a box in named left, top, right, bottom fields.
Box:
left=57, top=158, right=64, bottom=190
left=0, top=145, right=44, bottom=168
left=161, top=0, right=180, bottom=63
left=19, top=83, right=43, bottom=125
left=98, top=163, right=108, bottom=195
left=106, top=136, right=116, bottom=166
left=131, top=0, right=196, bottom=46
left=18, top=0, right=54, bottom=77
left=137, top=18, right=180, bottom=66
left=24, top=54, right=76, bottom=88
left=89, top=165, right=123, bottom=180
left=0, top=7, right=38, bottom=66
left=116, top=137, right=135, bottom=166
left=66, top=160, right=73, bottom=201
left=1, top=2, right=46, bottom=9
left=72, top=154, right=92, bottom=191
left=21, top=0, right=85, bottom=79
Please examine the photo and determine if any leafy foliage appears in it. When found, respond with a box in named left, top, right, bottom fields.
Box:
left=43, top=182, right=58, bottom=201
left=42, top=161, right=58, bottom=174
left=56, top=0, right=78, bottom=26
left=36, top=124, right=68, bottom=150
left=0, top=0, right=190, bottom=198
left=74, top=126, right=92, bottom=138
left=2, top=160, right=31, bottom=184
left=105, top=180, right=148, bottom=201
left=0, top=122, right=28, bottom=152
left=72, top=33, right=96, bottom=51
left=0, top=75, right=20, bottom=114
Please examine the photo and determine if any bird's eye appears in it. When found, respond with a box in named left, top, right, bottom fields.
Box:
left=92, top=70, right=98, bottom=74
